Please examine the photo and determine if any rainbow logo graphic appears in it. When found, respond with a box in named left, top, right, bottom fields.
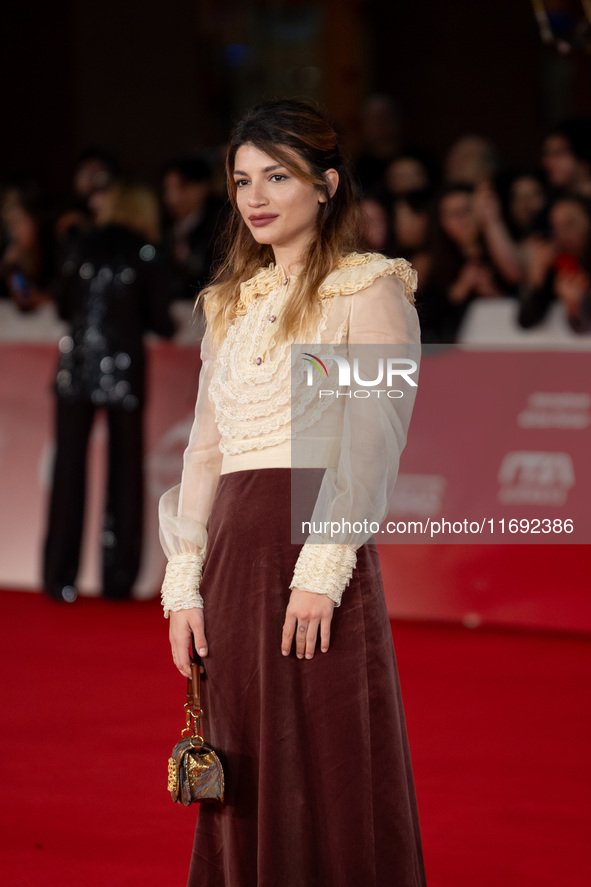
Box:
left=302, top=352, right=329, bottom=377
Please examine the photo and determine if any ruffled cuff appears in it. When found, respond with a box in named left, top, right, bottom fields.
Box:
left=161, top=553, right=206, bottom=618
left=290, top=543, right=357, bottom=606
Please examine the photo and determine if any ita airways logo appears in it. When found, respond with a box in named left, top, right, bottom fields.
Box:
left=497, top=451, right=574, bottom=505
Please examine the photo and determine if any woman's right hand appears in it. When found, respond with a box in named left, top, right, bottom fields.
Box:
left=169, top=608, right=208, bottom=678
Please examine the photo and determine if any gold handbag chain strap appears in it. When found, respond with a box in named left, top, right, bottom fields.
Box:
left=182, top=659, right=204, bottom=742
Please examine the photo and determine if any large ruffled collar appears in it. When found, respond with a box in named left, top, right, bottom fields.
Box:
left=235, top=252, right=417, bottom=315
left=318, top=252, right=417, bottom=302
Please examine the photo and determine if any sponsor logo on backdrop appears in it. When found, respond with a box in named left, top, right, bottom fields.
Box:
left=497, top=451, right=574, bottom=505
left=518, top=392, right=590, bottom=429
left=389, top=474, right=446, bottom=516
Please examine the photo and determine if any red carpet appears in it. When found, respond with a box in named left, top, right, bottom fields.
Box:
left=0, top=589, right=589, bottom=887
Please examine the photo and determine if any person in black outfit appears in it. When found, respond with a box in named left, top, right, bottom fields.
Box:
left=541, top=117, right=591, bottom=200
left=161, top=156, right=226, bottom=299
left=43, top=180, right=177, bottom=602
left=354, top=94, right=404, bottom=192
left=518, top=194, right=591, bottom=334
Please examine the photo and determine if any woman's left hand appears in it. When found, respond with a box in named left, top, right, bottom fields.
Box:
left=282, top=587, right=335, bottom=660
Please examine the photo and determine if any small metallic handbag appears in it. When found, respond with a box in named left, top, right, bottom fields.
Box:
left=167, top=657, right=225, bottom=806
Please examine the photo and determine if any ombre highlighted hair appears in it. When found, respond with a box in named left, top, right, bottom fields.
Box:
left=200, top=99, right=362, bottom=346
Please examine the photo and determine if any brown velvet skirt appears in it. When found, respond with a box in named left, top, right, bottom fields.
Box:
left=189, top=468, right=427, bottom=887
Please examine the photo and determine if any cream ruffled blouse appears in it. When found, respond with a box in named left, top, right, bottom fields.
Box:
left=158, top=252, right=420, bottom=617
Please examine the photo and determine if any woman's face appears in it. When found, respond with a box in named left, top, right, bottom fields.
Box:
left=542, top=135, right=578, bottom=188
left=550, top=200, right=590, bottom=255
left=233, top=143, right=332, bottom=262
left=509, top=176, right=545, bottom=229
left=439, top=192, right=477, bottom=246
left=386, top=157, right=428, bottom=194
left=4, top=204, right=36, bottom=250
left=73, top=159, right=111, bottom=199
left=88, top=187, right=116, bottom=226
left=444, top=136, right=494, bottom=185
left=162, top=171, right=209, bottom=220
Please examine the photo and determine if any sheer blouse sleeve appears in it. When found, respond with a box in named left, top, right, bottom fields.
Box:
left=158, top=327, right=223, bottom=616
left=290, top=273, right=420, bottom=605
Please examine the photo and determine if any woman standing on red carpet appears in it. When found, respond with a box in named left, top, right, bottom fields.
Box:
left=158, top=99, right=427, bottom=887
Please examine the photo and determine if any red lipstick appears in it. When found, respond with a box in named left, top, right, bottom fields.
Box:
left=249, top=214, right=278, bottom=227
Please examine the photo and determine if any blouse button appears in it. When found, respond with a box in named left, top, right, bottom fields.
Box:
left=282, top=277, right=288, bottom=286
left=255, top=357, right=262, bottom=365
left=269, top=315, right=276, bottom=323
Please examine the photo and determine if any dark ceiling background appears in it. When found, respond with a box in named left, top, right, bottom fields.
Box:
left=1, top=0, right=590, bottom=190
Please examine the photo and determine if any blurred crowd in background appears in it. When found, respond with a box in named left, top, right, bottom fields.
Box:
left=2, top=95, right=591, bottom=342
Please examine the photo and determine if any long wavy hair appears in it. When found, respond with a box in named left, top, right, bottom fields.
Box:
left=200, top=99, right=362, bottom=346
